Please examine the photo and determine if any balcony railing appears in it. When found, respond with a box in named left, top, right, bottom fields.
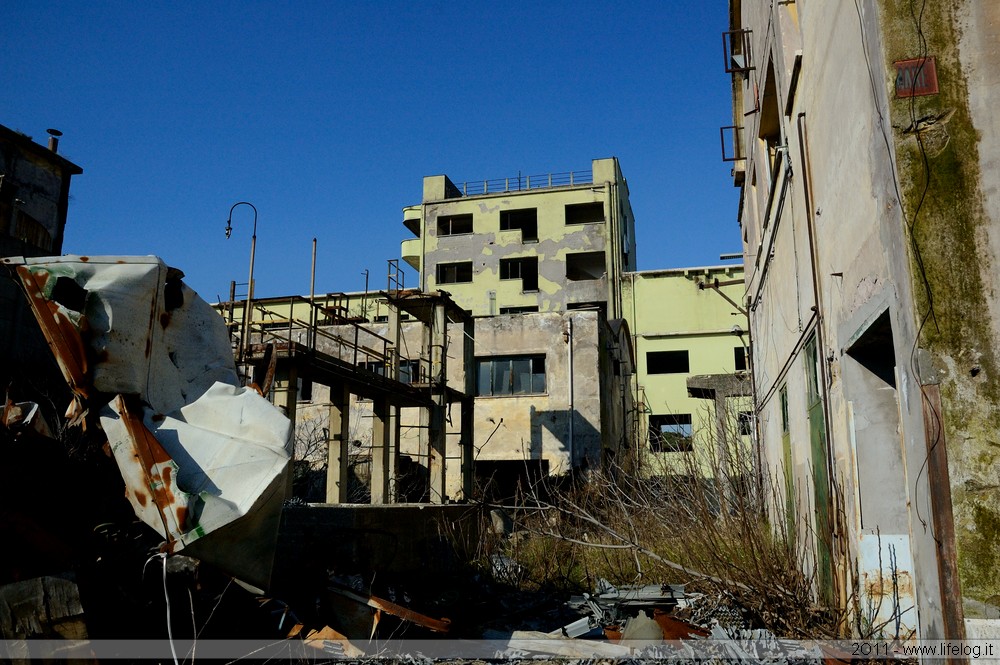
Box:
left=456, top=170, right=592, bottom=196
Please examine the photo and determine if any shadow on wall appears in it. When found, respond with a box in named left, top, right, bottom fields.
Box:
left=530, top=405, right=602, bottom=473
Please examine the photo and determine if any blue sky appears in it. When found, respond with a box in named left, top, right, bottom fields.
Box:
left=5, top=2, right=740, bottom=301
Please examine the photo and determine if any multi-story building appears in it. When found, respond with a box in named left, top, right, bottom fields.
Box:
left=0, top=124, right=83, bottom=389
left=622, top=265, right=751, bottom=477
left=401, top=157, right=636, bottom=318
left=727, top=0, right=999, bottom=640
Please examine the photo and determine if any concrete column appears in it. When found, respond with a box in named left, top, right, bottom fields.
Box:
left=428, top=301, right=448, bottom=503
left=324, top=383, right=351, bottom=504
left=371, top=397, right=397, bottom=504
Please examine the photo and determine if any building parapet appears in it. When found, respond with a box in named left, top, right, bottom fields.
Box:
left=452, top=169, right=593, bottom=198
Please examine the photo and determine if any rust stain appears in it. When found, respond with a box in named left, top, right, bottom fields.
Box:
left=159, top=312, right=171, bottom=329
left=136, top=491, right=148, bottom=507
left=14, top=267, right=90, bottom=410
left=79, top=256, right=90, bottom=262
left=115, top=395, right=188, bottom=547
left=652, top=610, right=709, bottom=639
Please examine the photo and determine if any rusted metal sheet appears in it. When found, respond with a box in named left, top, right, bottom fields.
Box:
left=4, top=255, right=292, bottom=592
left=327, top=584, right=451, bottom=633
left=9, top=264, right=90, bottom=426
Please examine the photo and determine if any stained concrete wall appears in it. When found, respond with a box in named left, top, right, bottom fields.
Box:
left=407, top=158, right=636, bottom=319
left=622, top=266, right=750, bottom=477
left=734, top=0, right=1000, bottom=639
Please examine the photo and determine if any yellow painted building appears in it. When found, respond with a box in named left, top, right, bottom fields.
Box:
left=622, top=265, right=750, bottom=476
left=401, top=157, right=636, bottom=319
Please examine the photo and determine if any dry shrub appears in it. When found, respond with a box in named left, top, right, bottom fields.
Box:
left=493, top=419, right=842, bottom=639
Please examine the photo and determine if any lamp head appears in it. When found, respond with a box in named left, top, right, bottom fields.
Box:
left=225, top=221, right=232, bottom=239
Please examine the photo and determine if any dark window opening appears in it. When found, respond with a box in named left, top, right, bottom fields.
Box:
left=436, top=261, right=473, bottom=284
left=359, top=360, right=385, bottom=376
left=565, top=251, right=605, bottom=281
left=298, top=378, right=313, bottom=402
left=500, top=208, right=538, bottom=242
left=499, top=306, right=539, bottom=314
left=647, top=350, right=689, bottom=374
left=499, top=256, right=539, bottom=291
left=846, top=310, right=896, bottom=387
left=373, top=315, right=389, bottom=323
left=734, top=346, right=747, bottom=371
left=738, top=411, right=753, bottom=436
left=476, top=355, right=546, bottom=396
left=399, top=359, right=421, bottom=384
left=649, top=414, right=693, bottom=452
left=779, top=385, right=790, bottom=434
left=565, top=202, right=605, bottom=225
left=437, top=214, right=473, bottom=236
left=759, top=60, right=782, bottom=177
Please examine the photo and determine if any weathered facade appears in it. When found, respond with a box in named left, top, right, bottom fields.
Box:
left=728, top=0, right=999, bottom=639
left=402, top=158, right=636, bottom=318
left=622, top=266, right=751, bottom=477
left=0, top=124, right=83, bottom=390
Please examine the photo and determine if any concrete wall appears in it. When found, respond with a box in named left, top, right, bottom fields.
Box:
left=622, top=266, right=750, bottom=476
left=733, top=0, right=1000, bottom=640
left=408, top=158, right=636, bottom=318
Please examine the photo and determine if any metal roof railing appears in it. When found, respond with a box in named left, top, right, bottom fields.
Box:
left=457, top=169, right=593, bottom=196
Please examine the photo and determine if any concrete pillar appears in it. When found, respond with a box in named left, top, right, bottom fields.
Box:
left=371, top=397, right=397, bottom=504
left=325, top=382, right=351, bottom=504
left=428, top=301, right=448, bottom=503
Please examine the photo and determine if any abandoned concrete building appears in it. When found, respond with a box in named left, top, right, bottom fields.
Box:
left=727, top=0, right=999, bottom=641
left=220, top=158, right=756, bottom=505
left=0, top=124, right=82, bottom=390
left=622, top=266, right=751, bottom=477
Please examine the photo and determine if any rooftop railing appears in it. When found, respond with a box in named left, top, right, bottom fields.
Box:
left=456, top=169, right=593, bottom=196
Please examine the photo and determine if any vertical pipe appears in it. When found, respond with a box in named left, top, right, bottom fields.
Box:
left=567, top=316, right=575, bottom=470
left=309, top=238, right=317, bottom=349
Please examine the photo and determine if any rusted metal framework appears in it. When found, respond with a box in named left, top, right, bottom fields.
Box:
left=216, top=281, right=475, bottom=505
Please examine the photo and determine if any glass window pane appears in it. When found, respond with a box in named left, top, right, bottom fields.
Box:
left=477, top=359, right=492, bottom=396
left=492, top=359, right=510, bottom=395
left=531, top=358, right=546, bottom=393
left=511, top=357, right=531, bottom=394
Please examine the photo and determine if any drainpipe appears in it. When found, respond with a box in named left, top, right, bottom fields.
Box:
left=566, top=316, right=575, bottom=470
left=309, top=238, right=317, bottom=349
left=797, top=111, right=840, bottom=595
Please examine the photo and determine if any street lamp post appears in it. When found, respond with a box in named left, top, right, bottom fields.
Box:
left=225, top=201, right=258, bottom=363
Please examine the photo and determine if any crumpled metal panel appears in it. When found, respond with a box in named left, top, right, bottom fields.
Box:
left=5, top=255, right=292, bottom=591
left=10, top=256, right=240, bottom=415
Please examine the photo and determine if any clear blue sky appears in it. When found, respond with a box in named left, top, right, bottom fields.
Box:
left=5, top=2, right=741, bottom=301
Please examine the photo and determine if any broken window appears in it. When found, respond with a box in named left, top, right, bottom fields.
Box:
left=647, top=350, right=689, bottom=374
left=436, top=261, right=473, bottom=284
left=436, top=214, right=473, bottom=236
left=359, top=360, right=386, bottom=376
left=565, top=251, right=605, bottom=281
left=648, top=414, right=693, bottom=452
left=499, top=305, right=539, bottom=314
left=734, top=346, right=747, bottom=371
left=565, top=202, right=605, bottom=225
left=499, top=256, right=539, bottom=291
left=399, top=359, right=421, bottom=384
left=738, top=411, right=753, bottom=436
left=499, top=208, right=538, bottom=241
left=476, top=355, right=546, bottom=396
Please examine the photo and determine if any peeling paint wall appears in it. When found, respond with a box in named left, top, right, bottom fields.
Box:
left=622, top=266, right=750, bottom=477
left=409, top=158, right=636, bottom=318
left=878, top=0, right=1000, bottom=617
left=733, top=0, right=1000, bottom=639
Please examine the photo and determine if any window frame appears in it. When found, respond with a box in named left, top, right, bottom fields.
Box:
left=436, top=261, right=473, bottom=284
left=565, top=202, right=605, bottom=225
left=646, top=350, right=690, bottom=375
left=648, top=414, right=693, bottom=452
left=436, top=213, right=473, bottom=236
left=476, top=355, right=546, bottom=397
